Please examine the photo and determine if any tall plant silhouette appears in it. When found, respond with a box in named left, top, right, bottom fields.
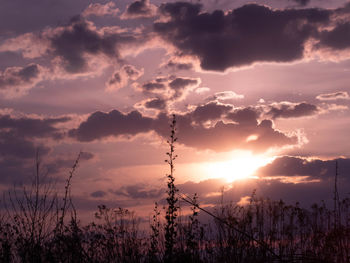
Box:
left=164, top=114, right=179, bottom=262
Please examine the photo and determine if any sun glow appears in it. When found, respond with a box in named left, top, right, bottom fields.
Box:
left=204, top=152, right=273, bottom=182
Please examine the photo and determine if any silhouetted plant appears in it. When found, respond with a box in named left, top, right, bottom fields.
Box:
left=148, top=202, right=161, bottom=263
left=164, top=114, right=179, bottom=262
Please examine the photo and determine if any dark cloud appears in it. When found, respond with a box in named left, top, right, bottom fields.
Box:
left=177, top=178, right=226, bottom=197
left=0, top=150, right=94, bottom=185
left=154, top=3, right=330, bottom=71
left=0, top=114, right=86, bottom=183
left=106, top=65, right=143, bottom=91
left=68, top=110, right=153, bottom=142
left=168, top=77, right=197, bottom=89
left=122, top=65, right=143, bottom=79
left=168, top=77, right=199, bottom=98
left=113, top=184, right=164, bottom=199
left=0, top=146, right=91, bottom=186
left=0, top=64, right=39, bottom=86
left=122, top=0, right=156, bottom=19
left=50, top=16, right=137, bottom=73
left=0, top=64, right=44, bottom=95
left=80, top=151, right=94, bottom=160
left=0, top=156, right=35, bottom=184
left=290, top=0, right=311, bottom=7
left=166, top=60, right=193, bottom=70
left=227, top=107, right=260, bottom=126
left=191, top=102, right=232, bottom=123
left=70, top=103, right=299, bottom=152
left=0, top=132, right=49, bottom=159
left=91, top=190, right=107, bottom=198
left=139, top=75, right=199, bottom=101
left=316, top=91, right=350, bottom=101
left=0, top=114, right=69, bottom=139
left=144, top=97, right=167, bottom=110
left=258, top=156, right=350, bottom=180
left=107, top=72, right=122, bottom=89
left=142, top=81, right=166, bottom=92
left=156, top=113, right=298, bottom=152
left=318, top=22, right=350, bottom=50
left=266, top=102, right=318, bottom=119
left=44, top=153, right=92, bottom=175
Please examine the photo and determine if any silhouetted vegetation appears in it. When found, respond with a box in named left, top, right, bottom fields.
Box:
left=1, top=116, right=350, bottom=262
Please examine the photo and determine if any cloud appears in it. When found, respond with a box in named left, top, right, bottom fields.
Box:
left=226, top=107, right=260, bottom=126
left=0, top=113, right=72, bottom=183
left=165, top=60, right=193, bottom=71
left=191, top=102, right=232, bottom=123
left=144, top=97, right=167, bottom=110
left=0, top=132, right=49, bottom=159
left=0, top=15, right=149, bottom=77
left=70, top=103, right=299, bottom=152
left=163, top=116, right=297, bottom=152
left=82, top=2, right=119, bottom=17
left=106, top=64, right=144, bottom=91
left=138, top=75, right=200, bottom=102
left=44, top=152, right=94, bottom=175
left=316, top=91, right=350, bottom=101
left=154, top=3, right=330, bottom=71
left=0, top=156, right=37, bottom=184
left=0, top=114, right=70, bottom=140
left=207, top=91, right=244, bottom=102
left=177, top=178, right=227, bottom=198
left=289, top=0, right=311, bottom=7
left=106, top=72, right=124, bottom=91
left=266, top=102, right=318, bottom=119
left=113, top=183, right=164, bottom=199
left=168, top=77, right=199, bottom=99
left=0, top=150, right=93, bottom=185
left=0, top=64, right=46, bottom=97
left=121, top=0, right=157, bottom=19
left=49, top=17, right=124, bottom=73
left=258, top=156, right=350, bottom=180
left=123, top=65, right=144, bottom=80
left=0, top=113, right=70, bottom=170
left=0, top=33, right=48, bottom=59
left=141, top=80, right=167, bottom=93
left=318, top=22, right=350, bottom=50
left=133, top=97, right=168, bottom=114
left=91, top=190, right=107, bottom=198
left=68, top=110, right=153, bottom=142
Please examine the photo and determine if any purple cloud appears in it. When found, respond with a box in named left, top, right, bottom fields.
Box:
left=122, top=0, right=157, bottom=19
left=154, top=3, right=330, bottom=71
left=0, top=64, right=46, bottom=97
left=68, top=110, right=153, bottom=142
left=106, top=64, right=144, bottom=91
left=138, top=75, right=200, bottom=101
left=266, top=102, right=318, bottom=119
left=70, top=104, right=299, bottom=152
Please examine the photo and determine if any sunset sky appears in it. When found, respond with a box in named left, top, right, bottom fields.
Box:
left=1, top=0, right=350, bottom=219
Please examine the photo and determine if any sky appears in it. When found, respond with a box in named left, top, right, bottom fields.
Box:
left=1, top=0, right=350, bottom=220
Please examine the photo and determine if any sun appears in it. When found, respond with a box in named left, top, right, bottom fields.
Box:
left=204, top=152, right=273, bottom=182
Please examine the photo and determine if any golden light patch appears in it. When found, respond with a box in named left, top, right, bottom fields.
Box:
left=204, top=152, right=273, bottom=182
